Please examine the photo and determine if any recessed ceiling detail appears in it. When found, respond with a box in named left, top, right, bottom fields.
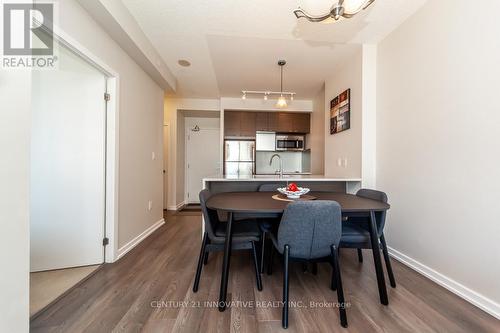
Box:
left=122, top=0, right=429, bottom=98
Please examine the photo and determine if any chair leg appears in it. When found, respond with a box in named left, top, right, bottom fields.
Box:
left=260, top=231, right=267, bottom=274
left=193, top=232, right=208, bottom=292
left=267, top=245, right=275, bottom=275
left=330, top=259, right=337, bottom=291
left=251, top=241, right=263, bottom=291
left=282, top=244, right=290, bottom=329
left=302, top=263, right=308, bottom=273
left=312, top=262, right=318, bottom=275
left=331, top=244, right=348, bottom=328
left=380, top=233, right=396, bottom=288
left=357, top=248, right=363, bottom=263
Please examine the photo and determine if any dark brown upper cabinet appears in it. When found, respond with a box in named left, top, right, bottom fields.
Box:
left=224, top=111, right=241, bottom=137
left=292, top=113, right=311, bottom=134
left=277, top=113, right=294, bottom=133
left=239, top=112, right=256, bottom=137
left=224, top=111, right=310, bottom=137
left=255, top=112, right=269, bottom=131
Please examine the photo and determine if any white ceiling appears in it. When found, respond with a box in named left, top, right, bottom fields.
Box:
left=122, top=0, right=427, bottom=99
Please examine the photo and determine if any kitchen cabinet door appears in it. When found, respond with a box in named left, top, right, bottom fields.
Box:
left=268, top=112, right=278, bottom=132
left=255, top=112, right=269, bottom=131
left=277, top=113, right=294, bottom=133
left=224, top=111, right=241, bottom=137
left=293, top=113, right=311, bottom=133
left=240, top=112, right=256, bottom=137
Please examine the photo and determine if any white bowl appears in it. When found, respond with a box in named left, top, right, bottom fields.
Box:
left=277, top=187, right=310, bottom=199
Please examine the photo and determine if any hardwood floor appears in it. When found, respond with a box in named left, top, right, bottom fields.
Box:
left=31, top=211, right=500, bottom=332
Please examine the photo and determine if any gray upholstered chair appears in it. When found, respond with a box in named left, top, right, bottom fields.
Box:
left=340, top=189, right=396, bottom=288
left=193, top=189, right=262, bottom=293
left=267, top=201, right=348, bottom=329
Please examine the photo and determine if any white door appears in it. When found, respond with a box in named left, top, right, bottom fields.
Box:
left=186, top=127, right=220, bottom=203
left=30, top=42, right=107, bottom=272
left=163, top=124, right=169, bottom=209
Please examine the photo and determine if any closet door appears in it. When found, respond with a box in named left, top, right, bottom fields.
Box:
left=31, top=42, right=107, bottom=271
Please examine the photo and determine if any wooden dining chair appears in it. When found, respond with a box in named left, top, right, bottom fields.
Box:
left=340, top=189, right=396, bottom=288
left=193, top=189, right=262, bottom=293
left=267, top=201, right=348, bottom=329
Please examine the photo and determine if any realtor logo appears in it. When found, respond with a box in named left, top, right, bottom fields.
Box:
left=1, top=2, right=58, bottom=69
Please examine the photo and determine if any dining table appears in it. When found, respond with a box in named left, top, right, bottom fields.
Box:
left=205, top=191, right=391, bottom=311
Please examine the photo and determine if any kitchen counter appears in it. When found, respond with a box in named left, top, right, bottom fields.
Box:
left=203, top=174, right=362, bottom=194
left=203, top=174, right=361, bottom=182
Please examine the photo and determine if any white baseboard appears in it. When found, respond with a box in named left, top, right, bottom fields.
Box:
left=388, top=246, right=500, bottom=320
left=166, top=201, right=185, bottom=211
left=116, top=218, right=165, bottom=261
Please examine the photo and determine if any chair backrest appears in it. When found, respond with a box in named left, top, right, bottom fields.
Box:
left=258, top=183, right=283, bottom=192
left=277, top=201, right=342, bottom=260
left=199, top=189, right=220, bottom=240
left=356, top=189, right=388, bottom=235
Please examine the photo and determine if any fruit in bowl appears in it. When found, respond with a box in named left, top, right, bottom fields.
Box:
left=287, top=182, right=299, bottom=192
left=278, top=183, right=310, bottom=199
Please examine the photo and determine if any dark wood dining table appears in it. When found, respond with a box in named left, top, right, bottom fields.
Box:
left=206, top=191, right=391, bottom=311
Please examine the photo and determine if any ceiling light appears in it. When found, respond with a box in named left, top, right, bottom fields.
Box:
left=276, top=95, right=287, bottom=108
left=294, top=0, right=375, bottom=23
left=178, top=59, right=191, bottom=67
left=241, top=60, right=295, bottom=108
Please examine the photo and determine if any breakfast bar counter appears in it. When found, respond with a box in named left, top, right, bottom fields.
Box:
left=203, top=174, right=362, bottom=194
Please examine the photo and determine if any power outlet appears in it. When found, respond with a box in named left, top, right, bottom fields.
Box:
left=343, top=158, right=348, bottom=168
left=148, top=200, right=153, bottom=211
left=151, top=152, right=156, bottom=160
left=337, top=157, right=342, bottom=167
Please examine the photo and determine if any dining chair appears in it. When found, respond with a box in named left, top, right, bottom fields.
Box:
left=256, top=183, right=283, bottom=273
left=267, top=201, right=348, bottom=329
left=340, top=189, right=396, bottom=288
left=193, top=189, right=262, bottom=293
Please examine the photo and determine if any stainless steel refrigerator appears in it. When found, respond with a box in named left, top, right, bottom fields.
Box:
left=224, top=140, right=255, bottom=176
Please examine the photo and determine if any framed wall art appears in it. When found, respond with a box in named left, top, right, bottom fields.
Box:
left=330, top=88, right=350, bottom=134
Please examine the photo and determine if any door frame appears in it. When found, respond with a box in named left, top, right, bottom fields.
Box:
left=47, top=23, right=120, bottom=263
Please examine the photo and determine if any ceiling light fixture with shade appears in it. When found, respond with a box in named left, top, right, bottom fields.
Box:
left=241, top=60, right=295, bottom=108
left=294, top=0, right=375, bottom=23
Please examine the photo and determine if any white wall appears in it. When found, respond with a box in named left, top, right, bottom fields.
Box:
left=324, top=47, right=363, bottom=178
left=309, top=86, right=325, bottom=174
left=164, top=98, right=221, bottom=209
left=55, top=0, right=164, bottom=250
left=377, top=0, right=500, bottom=317
left=0, top=72, right=30, bottom=332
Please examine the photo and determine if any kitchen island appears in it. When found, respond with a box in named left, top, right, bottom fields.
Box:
left=202, top=174, right=362, bottom=194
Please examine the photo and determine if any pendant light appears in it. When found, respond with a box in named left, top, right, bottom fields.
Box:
left=276, top=60, right=287, bottom=108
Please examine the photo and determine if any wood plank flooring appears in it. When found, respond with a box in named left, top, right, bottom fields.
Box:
left=31, top=211, right=500, bottom=332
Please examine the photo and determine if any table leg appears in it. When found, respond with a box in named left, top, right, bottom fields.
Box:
left=369, top=210, right=389, bottom=305
left=219, top=211, right=233, bottom=311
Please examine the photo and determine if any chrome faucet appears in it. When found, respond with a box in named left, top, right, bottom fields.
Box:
left=269, top=153, right=283, bottom=178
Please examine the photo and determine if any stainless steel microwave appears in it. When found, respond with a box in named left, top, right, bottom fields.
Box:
left=276, top=135, right=305, bottom=151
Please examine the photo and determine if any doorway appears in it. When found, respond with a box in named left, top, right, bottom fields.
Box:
left=30, top=36, right=111, bottom=316
left=184, top=112, right=221, bottom=204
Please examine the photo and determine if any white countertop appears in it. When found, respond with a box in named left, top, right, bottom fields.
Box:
left=203, top=174, right=362, bottom=182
